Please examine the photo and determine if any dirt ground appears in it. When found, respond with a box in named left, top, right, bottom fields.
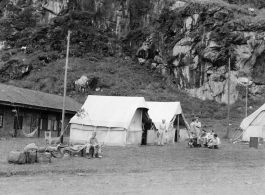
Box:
left=0, top=138, right=265, bottom=195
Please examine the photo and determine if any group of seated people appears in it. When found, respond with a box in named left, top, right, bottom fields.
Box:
left=189, top=130, right=221, bottom=149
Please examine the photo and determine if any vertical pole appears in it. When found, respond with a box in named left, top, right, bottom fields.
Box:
left=226, top=58, right=231, bottom=138
left=177, top=115, right=179, bottom=142
left=61, top=30, right=71, bottom=143
left=246, top=82, right=248, bottom=117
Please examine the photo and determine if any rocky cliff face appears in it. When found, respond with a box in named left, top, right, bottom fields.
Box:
left=0, top=0, right=265, bottom=104
left=127, top=1, right=265, bottom=104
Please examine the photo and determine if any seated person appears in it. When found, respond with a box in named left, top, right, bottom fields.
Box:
left=188, top=132, right=200, bottom=147
left=208, top=134, right=221, bottom=149
left=87, top=132, right=102, bottom=158
left=206, top=130, right=214, bottom=144
left=198, top=129, right=207, bottom=146
left=190, top=132, right=197, bottom=139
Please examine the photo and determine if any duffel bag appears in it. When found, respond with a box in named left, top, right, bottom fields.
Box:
left=37, top=152, right=51, bottom=163
left=37, top=147, right=46, bottom=153
left=8, top=151, right=27, bottom=164
left=24, top=143, right=38, bottom=152
left=26, top=151, right=37, bottom=164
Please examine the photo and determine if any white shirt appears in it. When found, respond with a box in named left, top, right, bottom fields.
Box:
left=194, top=121, right=201, bottom=132
left=216, top=137, right=221, bottom=145
left=159, top=123, right=166, bottom=132
left=190, top=122, right=196, bottom=133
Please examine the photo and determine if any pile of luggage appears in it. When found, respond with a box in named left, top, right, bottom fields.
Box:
left=7, top=143, right=53, bottom=164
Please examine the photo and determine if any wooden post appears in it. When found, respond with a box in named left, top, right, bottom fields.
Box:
left=177, top=114, right=180, bottom=143
left=245, top=85, right=247, bottom=117
left=61, top=30, right=71, bottom=143
left=249, top=137, right=258, bottom=149
left=226, top=58, right=231, bottom=138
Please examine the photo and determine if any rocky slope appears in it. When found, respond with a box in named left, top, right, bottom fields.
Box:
left=0, top=0, right=265, bottom=106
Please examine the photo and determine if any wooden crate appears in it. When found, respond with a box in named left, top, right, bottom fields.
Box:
left=249, top=137, right=259, bottom=149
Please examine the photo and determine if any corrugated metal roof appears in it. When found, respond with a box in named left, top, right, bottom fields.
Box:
left=0, top=83, right=81, bottom=113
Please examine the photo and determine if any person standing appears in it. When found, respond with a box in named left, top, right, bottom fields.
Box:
left=190, top=118, right=196, bottom=135
left=158, top=119, right=166, bottom=146
left=194, top=117, right=201, bottom=137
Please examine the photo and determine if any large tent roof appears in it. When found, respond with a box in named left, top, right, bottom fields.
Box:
left=240, top=103, right=265, bottom=130
left=146, top=101, right=183, bottom=130
left=70, top=95, right=148, bottom=129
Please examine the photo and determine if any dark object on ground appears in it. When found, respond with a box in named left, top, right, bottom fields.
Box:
left=25, top=151, right=38, bottom=164
left=188, top=138, right=201, bottom=148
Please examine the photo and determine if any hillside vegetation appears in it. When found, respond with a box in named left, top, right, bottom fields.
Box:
left=1, top=0, right=265, bottom=137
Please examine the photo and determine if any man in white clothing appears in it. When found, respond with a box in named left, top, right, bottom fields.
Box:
left=158, top=119, right=166, bottom=146
left=194, top=117, right=201, bottom=137
left=208, top=134, right=221, bottom=149
left=190, top=118, right=196, bottom=135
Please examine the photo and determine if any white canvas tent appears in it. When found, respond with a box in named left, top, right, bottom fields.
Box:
left=146, top=102, right=190, bottom=144
left=69, top=95, right=151, bottom=146
left=240, top=103, right=265, bottom=141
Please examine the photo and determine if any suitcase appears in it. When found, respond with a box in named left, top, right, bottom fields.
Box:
left=26, top=151, right=37, bottom=164
left=37, top=152, right=52, bottom=163
left=8, top=151, right=27, bottom=164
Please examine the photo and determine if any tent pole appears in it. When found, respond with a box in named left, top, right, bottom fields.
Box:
left=124, top=128, right=127, bottom=147
left=61, top=30, right=71, bottom=143
left=246, top=83, right=248, bottom=117
left=226, top=57, right=231, bottom=138
left=172, top=122, right=175, bottom=146
left=177, top=114, right=180, bottom=143
left=171, top=115, right=176, bottom=146
left=104, top=127, right=110, bottom=146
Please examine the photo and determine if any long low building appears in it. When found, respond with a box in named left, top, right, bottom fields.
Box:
left=0, top=83, right=81, bottom=138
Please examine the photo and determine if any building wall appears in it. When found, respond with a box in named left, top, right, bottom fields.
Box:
left=0, top=105, right=73, bottom=138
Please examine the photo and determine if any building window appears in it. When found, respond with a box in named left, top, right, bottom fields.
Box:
left=40, top=113, right=49, bottom=131
left=30, top=117, right=39, bottom=132
left=0, top=114, right=3, bottom=128
left=53, top=121, right=58, bottom=131
left=0, top=108, right=3, bottom=128
left=14, top=116, right=23, bottom=130
left=40, top=119, right=48, bottom=131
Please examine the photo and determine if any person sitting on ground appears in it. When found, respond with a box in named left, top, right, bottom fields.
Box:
left=198, top=129, right=207, bottom=146
left=208, top=133, right=221, bottom=149
left=188, top=132, right=200, bottom=147
left=206, top=130, right=214, bottom=144
left=89, top=132, right=102, bottom=158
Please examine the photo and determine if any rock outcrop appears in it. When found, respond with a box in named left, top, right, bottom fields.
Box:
left=127, top=1, right=265, bottom=104
left=0, top=0, right=265, bottom=104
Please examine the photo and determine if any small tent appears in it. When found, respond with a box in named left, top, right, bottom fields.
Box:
left=69, top=95, right=151, bottom=146
left=240, top=103, right=265, bottom=141
left=146, top=102, right=190, bottom=144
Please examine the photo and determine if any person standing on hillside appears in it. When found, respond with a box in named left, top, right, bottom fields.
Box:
left=158, top=119, right=166, bottom=146
left=194, top=117, right=201, bottom=137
